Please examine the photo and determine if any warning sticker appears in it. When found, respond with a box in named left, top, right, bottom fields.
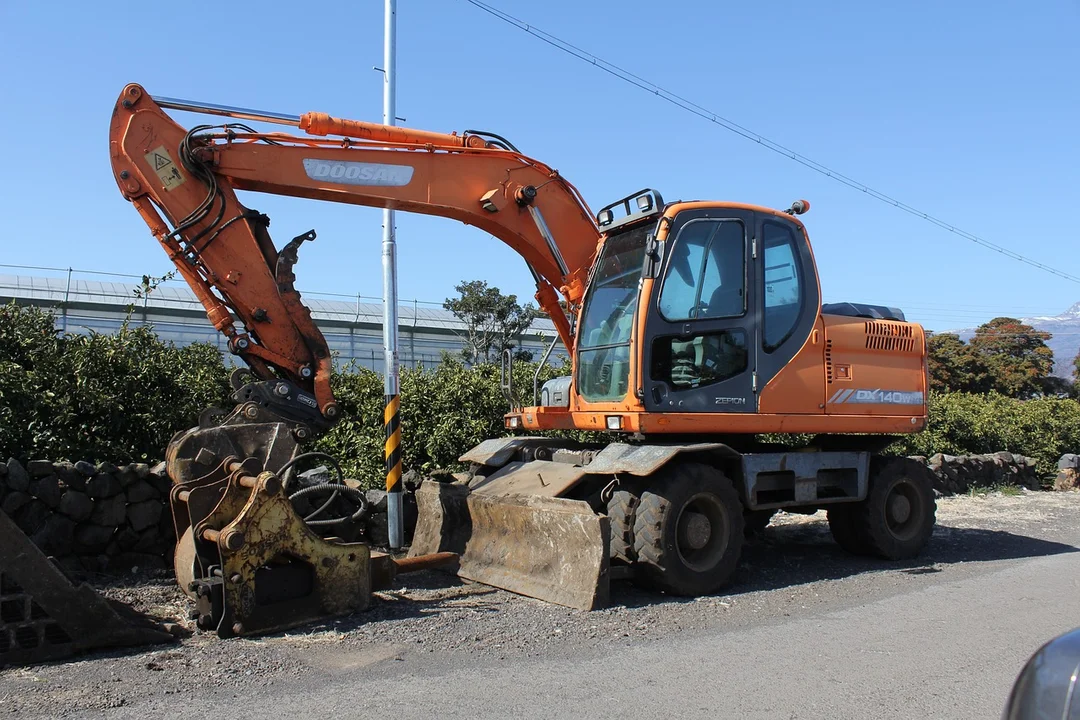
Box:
left=144, top=145, right=186, bottom=191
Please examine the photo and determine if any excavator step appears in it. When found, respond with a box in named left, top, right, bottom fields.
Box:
left=0, top=509, right=173, bottom=666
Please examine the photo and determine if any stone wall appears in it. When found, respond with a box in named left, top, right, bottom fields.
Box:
left=912, top=452, right=1041, bottom=495
left=0, top=458, right=175, bottom=575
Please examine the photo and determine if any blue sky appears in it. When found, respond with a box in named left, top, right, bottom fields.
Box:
left=1, top=0, right=1077, bottom=333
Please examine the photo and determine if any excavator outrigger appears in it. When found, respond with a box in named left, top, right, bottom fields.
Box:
left=104, top=84, right=936, bottom=636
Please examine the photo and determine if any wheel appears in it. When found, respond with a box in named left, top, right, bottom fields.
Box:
left=828, top=457, right=936, bottom=560
left=633, top=462, right=745, bottom=596
left=744, top=509, right=776, bottom=537
left=827, top=504, right=870, bottom=555
left=607, top=489, right=639, bottom=564
left=860, top=457, right=936, bottom=559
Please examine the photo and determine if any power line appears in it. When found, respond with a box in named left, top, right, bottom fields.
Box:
left=463, top=0, right=1080, bottom=286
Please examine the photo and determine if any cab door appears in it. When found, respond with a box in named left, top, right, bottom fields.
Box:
left=642, top=208, right=757, bottom=412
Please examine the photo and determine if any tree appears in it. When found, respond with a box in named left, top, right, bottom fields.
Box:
left=969, top=317, right=1054, bottom=398
left=926, top=333, right=989, bottom=393
left=1074, top=350, right=1080, bottom=382
left=443, top=280, right=538, bottom=364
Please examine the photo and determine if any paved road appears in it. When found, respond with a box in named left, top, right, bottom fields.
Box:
left=4, top=493, right=1079, bottom=719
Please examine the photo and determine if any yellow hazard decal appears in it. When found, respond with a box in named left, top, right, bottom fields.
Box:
left=144, top=145, right=185, bottom=191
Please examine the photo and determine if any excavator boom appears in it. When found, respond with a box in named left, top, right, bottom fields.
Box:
left=110, top=84, right=599, bottom=420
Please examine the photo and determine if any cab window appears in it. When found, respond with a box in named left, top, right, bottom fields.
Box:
left=762, top=221, right=802, bottom=351
left=659, top=219, right=745, bottom=322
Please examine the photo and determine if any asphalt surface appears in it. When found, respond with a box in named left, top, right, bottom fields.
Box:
left=3, top=491, right=1078, bottom=719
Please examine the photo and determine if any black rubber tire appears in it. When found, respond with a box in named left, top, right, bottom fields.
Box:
left=632, top=462, right=745, bottom=596
left=860, top=457, right=937, bottom=559
left=828, top=457, right=936, bottom=559
left=827, top=504, right=871, bottom=555
left=744, top=509, right=777, bottom=538
left=607, top=489, right=639, bottom=564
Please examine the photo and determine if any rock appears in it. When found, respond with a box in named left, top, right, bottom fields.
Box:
left=108, top=552, right=167, bottom=574
left=95, top=461, right=119, bottom=475
left=128, top=499, right=163, bottom=532
left=30, top=475, right=63, bottom=509
left=6, top=458, right=30, bottom=492
left=134, top=527, right=166, bottom=555
left=59, top=490, right=94, bottom=522
left=31, top=515, right=75, bottom=556
left=74, top=460, right=97, bottom=477
left=78, top=554, right=108, bottom=573
left=298, top=466, right=331, bottom=485
left=125, top=479, right=160, bottom=503
left=54, top=555, right=84, bottom=576
left=366, top=512, right=389, bottom=547
left=162, top=622, right=188, bottom=638
left=27, top=459, right=54, bottom=478
left=53, top=462, right=86, bottom=491
left=150, top=461, right=167, bottom=477
left=2, top=490, right=33, bottom=516
left=366, top=489, right=388, bottom=512
left=117, top=464, right=141, bottom=488
left=74, top=524, right=116, bottom=554
left=148, top=472, right=173, bottom=497
left=1054, top=468, right=1079, bottom=492
left=157, top=511, right=176, bottom=545
left=134, top=463, right=151, bottom=479
left=116, top=526, right=140, bottom=550
left=90, top=493, right=128, bottom=527
left=1059, top=454, right=1080, bottom=471
left=13, top=499, right=50, bottom=536
left=86, top=472, right=123, bottom=499
left=0, top=462, right=7, bottom=479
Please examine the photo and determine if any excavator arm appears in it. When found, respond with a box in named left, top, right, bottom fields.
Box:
left=109, top=84, right=600, bottom=423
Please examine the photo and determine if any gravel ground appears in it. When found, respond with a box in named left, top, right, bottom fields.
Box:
left=2, top=490, right=1077, bottom=718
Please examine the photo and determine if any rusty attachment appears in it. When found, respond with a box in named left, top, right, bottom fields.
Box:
left=178, top=465, right=370, bottom=639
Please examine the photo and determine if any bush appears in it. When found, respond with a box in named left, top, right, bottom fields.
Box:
left=890, top=391, right=1080, bottom=476
left=317, top=357, right=573, bottom=486
left=0, top=303, right=231, bottom=463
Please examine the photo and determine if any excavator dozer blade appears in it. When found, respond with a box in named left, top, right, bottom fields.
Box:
left=409, top=481, right=610, bottom=610
left=0, top=510, right=173, bottom=666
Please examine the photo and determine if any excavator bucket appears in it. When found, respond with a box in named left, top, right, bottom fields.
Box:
left=409, top=481, right=610, bottom=610
left=0, top=509, right=173, bottom=666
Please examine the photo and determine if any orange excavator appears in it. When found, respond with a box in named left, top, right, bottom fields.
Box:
left=108, top=84, right=935, bottom=636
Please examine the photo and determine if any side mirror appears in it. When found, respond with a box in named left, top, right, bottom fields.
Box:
left=1003, top=626, right=1080, bottom=719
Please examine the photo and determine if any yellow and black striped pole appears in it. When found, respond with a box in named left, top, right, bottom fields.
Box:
left=384, top=391, right=403, bottom=548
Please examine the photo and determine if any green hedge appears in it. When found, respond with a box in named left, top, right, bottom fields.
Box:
left=2, top=303, right=1077, bottom=482
left=316, top=358, right=573, bottom=485
left=0, top=303, right=231, bottom=463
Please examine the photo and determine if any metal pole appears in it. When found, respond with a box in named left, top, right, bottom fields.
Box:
left=382, top=0, right=404, bottom=551
left=61, top=267, right=72, bottom=332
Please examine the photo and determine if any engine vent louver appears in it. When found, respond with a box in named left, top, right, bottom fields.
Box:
left=825, top=339, right=834, bottom=383
left=864, top=321, right=916, bottom=353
